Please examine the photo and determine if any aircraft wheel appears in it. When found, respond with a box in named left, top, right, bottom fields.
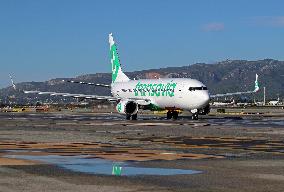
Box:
left=132, top=114, right=137, bottom=120
left=126, top=114, right=131, bottom=120
left=172, top=111, right=178, bottom=120
left=192, top=113, right=198, bottom=120
left=166, top=111, right=173, bottom=119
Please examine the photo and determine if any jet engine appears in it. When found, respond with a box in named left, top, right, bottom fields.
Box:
left=116, top=100, right=138, bottom=115
left=198, top=104, right=210, bottom=115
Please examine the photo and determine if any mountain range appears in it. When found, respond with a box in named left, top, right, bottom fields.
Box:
left=1, top=59, right=283, bottom=104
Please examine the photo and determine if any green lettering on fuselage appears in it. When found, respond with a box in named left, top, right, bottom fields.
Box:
left=134, top=82, right=177, bottom=97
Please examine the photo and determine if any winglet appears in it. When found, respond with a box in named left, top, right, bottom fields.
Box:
left=109, top=33, right=115, bottom=47
left=254, top=74, right=259, bottom=92
left=9, top=74, right=16, bottom=90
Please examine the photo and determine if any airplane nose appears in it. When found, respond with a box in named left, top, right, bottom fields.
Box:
left=200, top=92, right=210, bottom=106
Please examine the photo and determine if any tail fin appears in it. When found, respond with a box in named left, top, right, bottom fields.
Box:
left=254, top=74, right=260, bottom=92
left=109, top=33, right=130, bottom=83
left=9, top=74, right=16, bottom=90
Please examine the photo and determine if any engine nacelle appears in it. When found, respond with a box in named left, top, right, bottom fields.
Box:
left=198, top=104, right=210, bottom=115
left=116, top=100, right=138, bottom=115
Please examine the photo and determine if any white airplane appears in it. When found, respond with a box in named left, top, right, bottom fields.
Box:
left=268, top=99, right=280, bottom=106
left=9, top=74, right=17, bottom=90
left=212, top=99, right=235, bottom=107
left=24, top=33, right=260, bottom=120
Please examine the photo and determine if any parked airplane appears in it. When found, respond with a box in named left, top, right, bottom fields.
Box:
left=268, top=99, right=280, bottom=106
left=212, top=99, right=235, bottom=107
left=9, top=75, right=16, bottom=90
left=24, top=33, right=260, bottom=120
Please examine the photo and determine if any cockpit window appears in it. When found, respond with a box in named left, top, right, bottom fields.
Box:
left=189, top=86, right=208, bottom=91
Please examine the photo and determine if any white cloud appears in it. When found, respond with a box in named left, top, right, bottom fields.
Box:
left=202, top=22, right=224, bottom=32
left=252, top=16, right=284, bottom=27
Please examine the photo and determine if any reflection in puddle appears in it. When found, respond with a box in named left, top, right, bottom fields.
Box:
left=6, top=155, right=202, bottom=176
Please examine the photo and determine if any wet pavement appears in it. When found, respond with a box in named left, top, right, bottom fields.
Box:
left=0, top=111, right=283, bottom=192
left=6, top=154, right=202, bottom=176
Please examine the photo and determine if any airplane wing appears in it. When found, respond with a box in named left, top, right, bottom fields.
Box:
left=23, top=79, right=112, bottom=101
left=210, top=74, right=260, bottom=98
left=24, top=91, right=118, bottom=101
left=24, top=91, right=152, bottom=103
left=63, top=80, right=110, bottom=88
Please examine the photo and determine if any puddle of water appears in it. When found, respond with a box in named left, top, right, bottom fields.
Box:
left=272, top=121, right=284, bottom=126
left=6, top=155, right=202, bottom=176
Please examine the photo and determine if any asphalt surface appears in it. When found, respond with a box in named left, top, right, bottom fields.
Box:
left=0, top=111, right=283, bottom=192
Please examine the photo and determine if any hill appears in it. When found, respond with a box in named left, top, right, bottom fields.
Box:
left=1, top=59, right=283, bottom=104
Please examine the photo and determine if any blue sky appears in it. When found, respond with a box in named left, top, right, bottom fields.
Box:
left=0, top=0, right=284, bottom=87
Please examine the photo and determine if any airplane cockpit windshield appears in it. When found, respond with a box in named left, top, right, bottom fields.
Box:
left=189, top=86, right=208, bottom=91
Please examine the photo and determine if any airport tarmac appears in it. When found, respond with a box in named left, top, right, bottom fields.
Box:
left=0, top=111, right=283, bottom=192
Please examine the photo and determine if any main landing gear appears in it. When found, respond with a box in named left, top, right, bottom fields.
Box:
left=126, top=113, right=137, bottom=120
left=167, top=110, right=179, bottom=120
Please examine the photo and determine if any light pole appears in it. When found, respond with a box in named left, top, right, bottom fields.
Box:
left=263, top=87, right=266, bottom=106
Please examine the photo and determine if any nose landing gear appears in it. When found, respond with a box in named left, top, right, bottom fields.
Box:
left=191, top=109, right=199, bottom=120
left=191, top=113, right=199, bottom=120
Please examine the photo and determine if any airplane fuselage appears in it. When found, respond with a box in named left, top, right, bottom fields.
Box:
left=111, top=78, right=210, bottom=110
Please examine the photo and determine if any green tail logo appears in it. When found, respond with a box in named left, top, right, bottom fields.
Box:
left=110, top=44, right=120, bottom=83
left=109, top=33, right=130, bottom=83
left=254, top=74, right=260, bottom=92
